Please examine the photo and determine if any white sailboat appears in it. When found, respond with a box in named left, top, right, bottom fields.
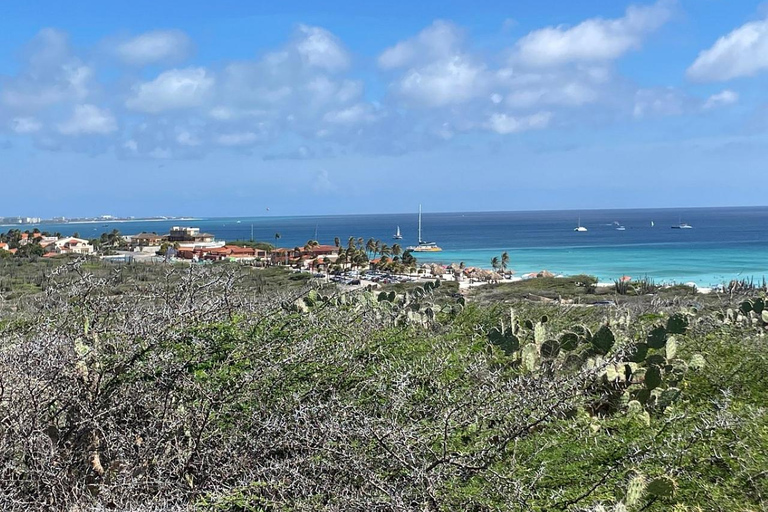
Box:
left=671, top=217, right=692, bottom=229
left=574, top=217, right=588, bottom=232
left=406, top=205, right=442, bottom=252
left=393, top=226, right=403, bottom=240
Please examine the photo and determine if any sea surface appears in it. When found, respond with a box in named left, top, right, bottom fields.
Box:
left=7, top=207, right=768, bottom=287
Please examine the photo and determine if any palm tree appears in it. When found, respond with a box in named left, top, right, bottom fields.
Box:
left=491, top=256, right=500, bottom=271
left=366, top=238, right=376, bottom=257
left=334, top=236, right=340, bottom=249
left=501, top=252, right=509, bottom=274
left=392, top=243, right=402, bottom=258
left=357, top=237, right=364, bottom=250
left=348, top=236, right=355, bottom=251
left=274, top=232, right=281, bottom=246
left=380, top=243, right=391, bottom=258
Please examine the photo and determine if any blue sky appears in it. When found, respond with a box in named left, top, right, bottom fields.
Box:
left=1, top=0, right=767, bottom=217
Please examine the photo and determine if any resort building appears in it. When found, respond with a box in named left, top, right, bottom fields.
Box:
left=167, top=226, right=223, bottom=250
left=131, top=232, right=164, bottom=247
left=175, top=245, right=268, bottom=262
left=43, top=237, right=94, bottom=255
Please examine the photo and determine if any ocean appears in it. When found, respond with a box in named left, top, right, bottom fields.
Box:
left=6, top=206, right=768, bottom=287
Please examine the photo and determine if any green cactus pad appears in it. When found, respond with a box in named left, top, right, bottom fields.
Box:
left=627, top=343, right=649, bottom=363
left=558, top=332, right=580, bottom=351
left=666, top=313, right=689, bottom=335
left=647, top=325, right=667, bottom=349
left=591, top=325, right=615, bottom=355
left=646, top=475, right=677, bottom=498
left=540, top=339, right=560, bottom=359
left=645, top=365, right=662, bottom=390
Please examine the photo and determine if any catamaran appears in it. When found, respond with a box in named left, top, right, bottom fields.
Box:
left=671, top=217, right=693, bottom=229
left=574, top=217, right=588, bottom=232
left=406, top=205, right=442, bottom=252
left=393, top=226, right=403, bottom=240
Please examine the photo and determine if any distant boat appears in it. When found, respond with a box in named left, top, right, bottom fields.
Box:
left=651, top=220, right=655, bottom=227
left=616, top=225, right=626, bottom=231
left=407, top=205, right=442, bottom=252
left=393, top=226, right=403, bottom=240
left=574, top=217, right=588, bottom=232
left=671, top=217, right=693, bottom=229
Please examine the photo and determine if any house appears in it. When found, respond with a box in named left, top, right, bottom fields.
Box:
left=270, top=244, right=339, bottom=267
left=130, top=232, right=164, bottom=247
left=43, top=237, right=94, bottom=255
left=168, top=227, right=216, bottom=244
left=0, top=242, right=9, bottom=252
left=174, top=245, right=268, bottom=262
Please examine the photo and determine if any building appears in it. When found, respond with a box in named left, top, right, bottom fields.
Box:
left=270, top=244, right=339, bottom=267
left=0, top=242, right=9, bottom=252
left=175, top=245, right=268, bottom=262
left=130, top=232, right=164, bottom=248
left=167, top=227, right=215, bottom=243
left=43, top=237, right=94, bottom=255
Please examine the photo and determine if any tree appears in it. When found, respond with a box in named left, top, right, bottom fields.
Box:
left=274, top=233, right=281, bottom=246
left=392, top=244, right=402, bottom=258
left=366, top=238, right=376, bottom=257
left=334, top=237, right=340, bottom=249
left=347, top=236, right=356, bottom=251
left=501, top=252, right=509, bottom=274
left=379, top=243, right=391, bottom=258
left=491, top=256, right=500, bottom=271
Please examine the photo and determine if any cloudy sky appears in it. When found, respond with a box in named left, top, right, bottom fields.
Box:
left=1, top=0, right=767, bottom=217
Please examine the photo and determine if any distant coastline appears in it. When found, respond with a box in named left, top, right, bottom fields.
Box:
left=0, top=217, right=200, bottom=228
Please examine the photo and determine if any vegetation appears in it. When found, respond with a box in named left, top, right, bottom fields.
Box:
left=0, top=260, right=766, bottom=511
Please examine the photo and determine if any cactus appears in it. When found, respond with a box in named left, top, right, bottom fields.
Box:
left=666, top=313, right=688, bottom=334
left=646, top=325, right=667, bottom=349
left=625, top=473, right=647, bottom=508
left=558, top=332, right=580, bottom=351
left=665, top=336, right=677, bottom=360
left=627, top=343, right=648, bottom=363
left=591, top=324, right=615, bottom=355
left=488, top=327, right=520, bottom=356
left=534, top=321, right=547, bottom=345
left=646, top=475, right=677, bottom=498
left=644, top=365, right=662, bottom=390
left=540, top=339, right=560, bottom=359
left=522, top=344, right=538, bottom=372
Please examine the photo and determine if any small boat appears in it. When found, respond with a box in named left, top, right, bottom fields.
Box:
left=650, top=220, right=655, bottom=227
left=616, top=225, right=626, bottom=231
left=574, top=217, right=587, bottom=232
left=671, top=217, right=692, bottom=229
left=406, top=205, right=442, bottom=252
left=393, top=226, right=403, bottom=240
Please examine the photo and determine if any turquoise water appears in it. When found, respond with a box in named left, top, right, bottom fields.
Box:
left=7, top=207, right=767, bottom=287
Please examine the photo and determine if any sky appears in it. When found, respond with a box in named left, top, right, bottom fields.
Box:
left=1, top=0, right=767, bottom=218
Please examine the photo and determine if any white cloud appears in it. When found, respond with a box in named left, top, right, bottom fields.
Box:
left=703, top=89, right=739, bottom=109
left=687, top=19, right=768, bottom=81
left=633, top=88, right=685, bottom=118
left=0, top=29, right=92, bottom=111
left=379, top=21, right=463, bottom=69
left=57, top=104, right=117, bottom=135
left=487, top=112, right=553, bottom=134
left=115, top=30, right=192, bottom=66
left=393, top=56, right=488, bottom=107
left=176, top=131, right=201, bottom=146
left=216, top=132, right=261, bottom=146
left=312, top=168, right=336, bottom=193
left=126, top=67, right=214, bottom=113
left=323, top=103, right=379, bottom=124
left=295, top=25, right=350, bottom=72
left=11, top=117, right=42, bottom=134
left=514, top=0, right=673, bottom=67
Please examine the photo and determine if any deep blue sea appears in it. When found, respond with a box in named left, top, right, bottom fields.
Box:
left=8, top=207, right=768, bottom=287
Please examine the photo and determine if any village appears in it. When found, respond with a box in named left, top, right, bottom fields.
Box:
left=0, top=225, right=524, bottom=289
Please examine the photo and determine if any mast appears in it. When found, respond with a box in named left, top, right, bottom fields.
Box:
left=418, top=204, right=422, bottom=243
